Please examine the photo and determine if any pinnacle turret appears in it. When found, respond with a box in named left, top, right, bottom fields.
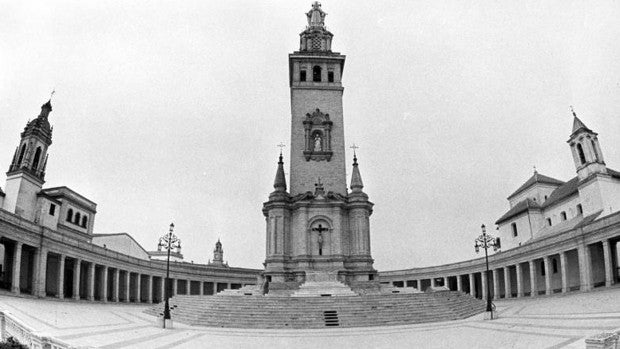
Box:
left=273, top=153, right=287, bottom=192
left=349, top=153, right=364, bottom=192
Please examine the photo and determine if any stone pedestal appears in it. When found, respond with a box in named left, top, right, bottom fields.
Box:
left=158, top=318, right=174, bottom=329
left=585, top=332, right=619, bottom=349
left=292, top=271, right=357, bottom=297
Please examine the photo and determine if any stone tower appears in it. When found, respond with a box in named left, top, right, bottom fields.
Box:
left=2, top=100, right=53, bottom=220
left=263, top=3, right=376, bottom=289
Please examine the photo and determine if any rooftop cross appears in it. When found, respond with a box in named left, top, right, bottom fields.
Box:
left=570, top=105, right=577, bottom=118
left=277, top=142, right=286, bottom=156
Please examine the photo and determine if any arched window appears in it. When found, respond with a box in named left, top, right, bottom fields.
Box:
left=560, top=211, right=567, bottom=221
left=81, top=216, right=88, bottom=228
left=17, top=145, right=26, bottom=166
left=312, top=65, right=322, bottom=82
left=591, top=140, right=599, bottom=161
left=66, top=209, right=73, bottom=222
left=511, top=222, right=518, bottom=237
left=576, top=143, right=586, bottom=165
left=31, top=147, right=42, bottom=171
left=74, top=212, right=81, bottom=225
left=577, top=204, right=583, bottom=215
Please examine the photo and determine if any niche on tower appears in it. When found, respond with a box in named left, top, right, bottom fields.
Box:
left=303, top=108, right=333, bottom=161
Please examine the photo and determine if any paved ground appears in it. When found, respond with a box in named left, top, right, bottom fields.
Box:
left=0, top=287, right=618, bottom=348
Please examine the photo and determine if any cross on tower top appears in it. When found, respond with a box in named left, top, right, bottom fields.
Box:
left=277, top=142, right=286, bottom=156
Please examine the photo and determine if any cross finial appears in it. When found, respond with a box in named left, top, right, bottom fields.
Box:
left=277, top=142, right=286, bottom=156
left=50, top=89, right=55, bottom=101
left=533, top=165, right=537, bottom=174
left=350, top=143, right=359, bottom=156
left=570, top=105, right=577, bottom=118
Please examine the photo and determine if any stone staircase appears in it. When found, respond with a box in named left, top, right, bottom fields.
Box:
left=145, top=291, right=485, bottom=329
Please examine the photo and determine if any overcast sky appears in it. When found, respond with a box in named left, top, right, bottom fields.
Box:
left=1, top=0, right=619, bottom=271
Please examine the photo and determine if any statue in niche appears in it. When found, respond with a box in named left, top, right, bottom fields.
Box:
left=314, top=134, right=322, bottom=151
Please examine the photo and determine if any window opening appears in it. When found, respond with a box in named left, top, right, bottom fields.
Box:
left=328, top=71, right=334, bottom=82
left=591, top=140, right=598, bottom=161
left=541, top=261, right=545, bottom=276
left=66, top=209, right=73, bottom=222
left=313, top=65, right=322, bottom=82
left=49, top=204, right=56, bottom=216
left=300, top=70, right=307, bottom=82
left=31, top=147, right=42, bottom=170
left=552, top=259, right=558, bottom=273
left=74, top=212, right=81, bottom=225
left=82, top=216, right=88, bottom=228
left=511, top=223, right=518, bottom=237
left=577, top=204, right=583, bottom=215
left=17, top=145, right=26, bottom=166
left=546, top=218, right=552, bottom=226
left=577, top=143, right=586, bottom=165
left=560, top=211, right=567, bottom=221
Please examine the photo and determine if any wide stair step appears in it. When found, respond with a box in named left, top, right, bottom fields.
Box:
left=145, top=291, right=485, bottom=329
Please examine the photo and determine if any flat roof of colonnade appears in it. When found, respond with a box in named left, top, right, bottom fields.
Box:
left=379, top=210, right=620, bottom=280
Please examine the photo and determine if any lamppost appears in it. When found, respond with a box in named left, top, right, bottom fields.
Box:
left=157, top=222, right=181, bottom=328
left=474, top=224, right=500, bottom=319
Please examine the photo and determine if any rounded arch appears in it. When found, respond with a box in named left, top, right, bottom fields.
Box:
left=81, top=215, right=88, bottom=228
left=312, top=65, right=322, bottom=82
left=66, top=208, right=73, bottom=222
left=31, top=146, right=42, bottom=171
left=74, top=212, right=81, bottom=225
left=576, top=143, right=586, bottom=165
left=17, top=144, right=26, bottom=166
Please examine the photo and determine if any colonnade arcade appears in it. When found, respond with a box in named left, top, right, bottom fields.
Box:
left=382, top=215, right=620, bottom=300
left=0, top=236, right=248, bottom=303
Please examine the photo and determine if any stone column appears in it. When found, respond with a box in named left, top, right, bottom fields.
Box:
left=187, top=279, right=191, bottom=295
left=516, top=263, right=523, bottom=298
left=578, top=243, right=592, bottom=291
left=101, top=265, right=108, bottom=302
left=560, top=252, right=568, bottom=293
left=481, top=271, right=488, bottom=300
left=147, top=275, right=153, bottom=303
left=492, top=269, right=500, bottom=300
left=11, top=242, right=22, bottom=294
left=35, top=248, right=48, bottom=297
left=468, top=273, right=475, bottom=297
left=417, top=279, right=422, bottom=292
left=73, top=259, right=81, bottom=300
left=543, top=256, right=552, bottom=295
left=172, top=278, right=177, bottom=296
left=88, top=263, right=95, bottom=301
left=136, top=274, right=142, bottom=302
left=125, top=271, right=130, bottom=302
left=199, top=281, right=204, bottom=295
left=58, top=255, right=65, bottom=299
left=529, top=260, right=537, bottom=297
left=112, top=269, right=120, bottom=302
left=503, top=266, right=512, bottom=298
left=431, top=277, right=437, bottom=288
left=456, top=275, right=463, bottom=292
left=443, top=277, right=448, bottom=289
left=602, top=240, right=614, bottom=287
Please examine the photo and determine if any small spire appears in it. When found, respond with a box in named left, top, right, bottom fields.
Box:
left=570, top=106, right=592, bottom=135
left=273, top=151, right=287, bottom=191
left=350, top=152, right=364, bottom=192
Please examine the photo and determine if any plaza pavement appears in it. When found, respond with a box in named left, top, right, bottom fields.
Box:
left=0, top=287, right=618, bottom=349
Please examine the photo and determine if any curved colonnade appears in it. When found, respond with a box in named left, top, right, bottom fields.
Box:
left=380, top=212, right=620, bottom=300
left=0, top=210, right=259, bottom=303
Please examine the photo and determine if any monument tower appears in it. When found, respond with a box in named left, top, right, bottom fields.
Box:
left=263, top=2, right=376, bottom=289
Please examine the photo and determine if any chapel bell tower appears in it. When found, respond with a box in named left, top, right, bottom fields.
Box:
left=3, top=100, right=53, bottom=220
left=263, top=3, right=376, bottom=290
